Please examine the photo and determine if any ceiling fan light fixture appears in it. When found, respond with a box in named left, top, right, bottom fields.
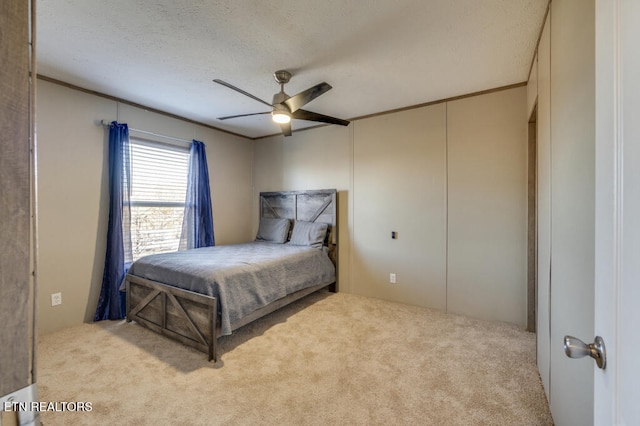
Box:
left=271, top=105, right=291, bottom=124
left=272, top=111, right=291, bottom=124
left=214, top=71, right=349, bottom=134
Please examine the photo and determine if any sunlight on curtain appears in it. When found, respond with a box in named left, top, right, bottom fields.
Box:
left=179, top=140, right=215, bottom=250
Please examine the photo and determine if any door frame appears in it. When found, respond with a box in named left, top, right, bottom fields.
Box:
left=527, top=109, right=537, bottom=333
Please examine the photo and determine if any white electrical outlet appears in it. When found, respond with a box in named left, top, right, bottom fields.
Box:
left=51, top=292, right=62, bottom=306
left=389, top=273, right=396, bottom=284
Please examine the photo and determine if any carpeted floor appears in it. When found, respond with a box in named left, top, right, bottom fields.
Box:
left=37, top=291, right=553, bottom=425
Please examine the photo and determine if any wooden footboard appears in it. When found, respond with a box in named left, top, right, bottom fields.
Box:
left=126, top=274, right=335, bottom=362
left=126, top=275, right=218, bottom=361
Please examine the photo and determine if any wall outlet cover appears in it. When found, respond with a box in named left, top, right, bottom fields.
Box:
left=51, top=292, right=62, bottom=306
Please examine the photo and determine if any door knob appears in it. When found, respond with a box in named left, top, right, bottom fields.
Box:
left=563, top=335, right=606, bottom=369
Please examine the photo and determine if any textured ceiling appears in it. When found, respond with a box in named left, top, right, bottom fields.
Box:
left=36, top=0, right=548, bottom=139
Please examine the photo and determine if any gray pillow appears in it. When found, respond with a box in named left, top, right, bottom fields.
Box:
left=255, top=218, right=290, bottom=243
left=288, top=220, right=328, bottom=248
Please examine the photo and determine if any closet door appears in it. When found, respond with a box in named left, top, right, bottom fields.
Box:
left=548, top=0, right=595, bottom=424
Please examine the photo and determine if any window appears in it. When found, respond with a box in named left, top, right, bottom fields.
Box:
left=128, top=138, right=189, bottom=260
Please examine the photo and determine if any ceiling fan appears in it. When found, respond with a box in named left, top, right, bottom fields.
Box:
left=213, top=70, right=350, bottom=137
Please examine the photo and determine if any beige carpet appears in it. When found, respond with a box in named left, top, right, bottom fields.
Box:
left=37, top=291, right=553, bottom=425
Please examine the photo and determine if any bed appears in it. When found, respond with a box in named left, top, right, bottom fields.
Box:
left=124, top=189, right=338, bottom=362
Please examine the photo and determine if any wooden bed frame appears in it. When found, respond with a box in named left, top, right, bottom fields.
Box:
left=125, top=189, right=338, bottom=362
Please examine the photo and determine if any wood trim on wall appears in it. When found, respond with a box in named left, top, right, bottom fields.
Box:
left=36, top=74, right=250, bottom=140
left=1, top=0, right=33, bottom=396
left=352, top=82, right=528, bottom=122
left=38, top=74, right=526, bottom=143
left=254, top=81, right=528, bottom=140
left=527, top=1, right=552, bottom=82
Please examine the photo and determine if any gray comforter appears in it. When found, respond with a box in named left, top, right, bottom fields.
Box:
left=126, top=242, right=335, bottom=335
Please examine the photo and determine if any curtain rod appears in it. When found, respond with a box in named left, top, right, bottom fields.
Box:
left=100, top=120, right=193, bottom=145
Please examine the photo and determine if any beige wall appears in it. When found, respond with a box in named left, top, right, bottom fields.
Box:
left=254, top=86, right=528, bottom=327
left=36, top=80, right=254, bottom=335
left=446, top=88, right=528, bottom=325
left=353, top=104, right=447, bottom=310
left=253, top=124, right=353, bottom=291
left=36, top=79, right=528, bottom=334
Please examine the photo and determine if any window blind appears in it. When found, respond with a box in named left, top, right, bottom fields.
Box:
left=129, top=138, right=189, bottom=260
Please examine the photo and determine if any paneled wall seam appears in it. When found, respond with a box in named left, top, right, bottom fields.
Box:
left=445, top=102, right=449, bottom=313
left=346, top=88, right=526, bottom=323
left=547, top=8, right=553, bottom=405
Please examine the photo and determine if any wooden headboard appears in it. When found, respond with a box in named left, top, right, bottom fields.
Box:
left=259, top=189, right=338, bottom=271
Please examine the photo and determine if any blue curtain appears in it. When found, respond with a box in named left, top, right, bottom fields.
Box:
left=94, top=121, right=132, bottom=321
left=180, top=140, right=215, bottom=250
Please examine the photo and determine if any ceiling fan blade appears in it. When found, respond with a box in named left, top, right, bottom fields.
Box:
left=280, top=121, right=292, bottom=137
left=292, top=109, right=350, bottom=126
left=217, top=111, right=270, bottom=121
left=284, top=82, right=332, bottom=113
left=213, top=79, right=273, bottom=108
